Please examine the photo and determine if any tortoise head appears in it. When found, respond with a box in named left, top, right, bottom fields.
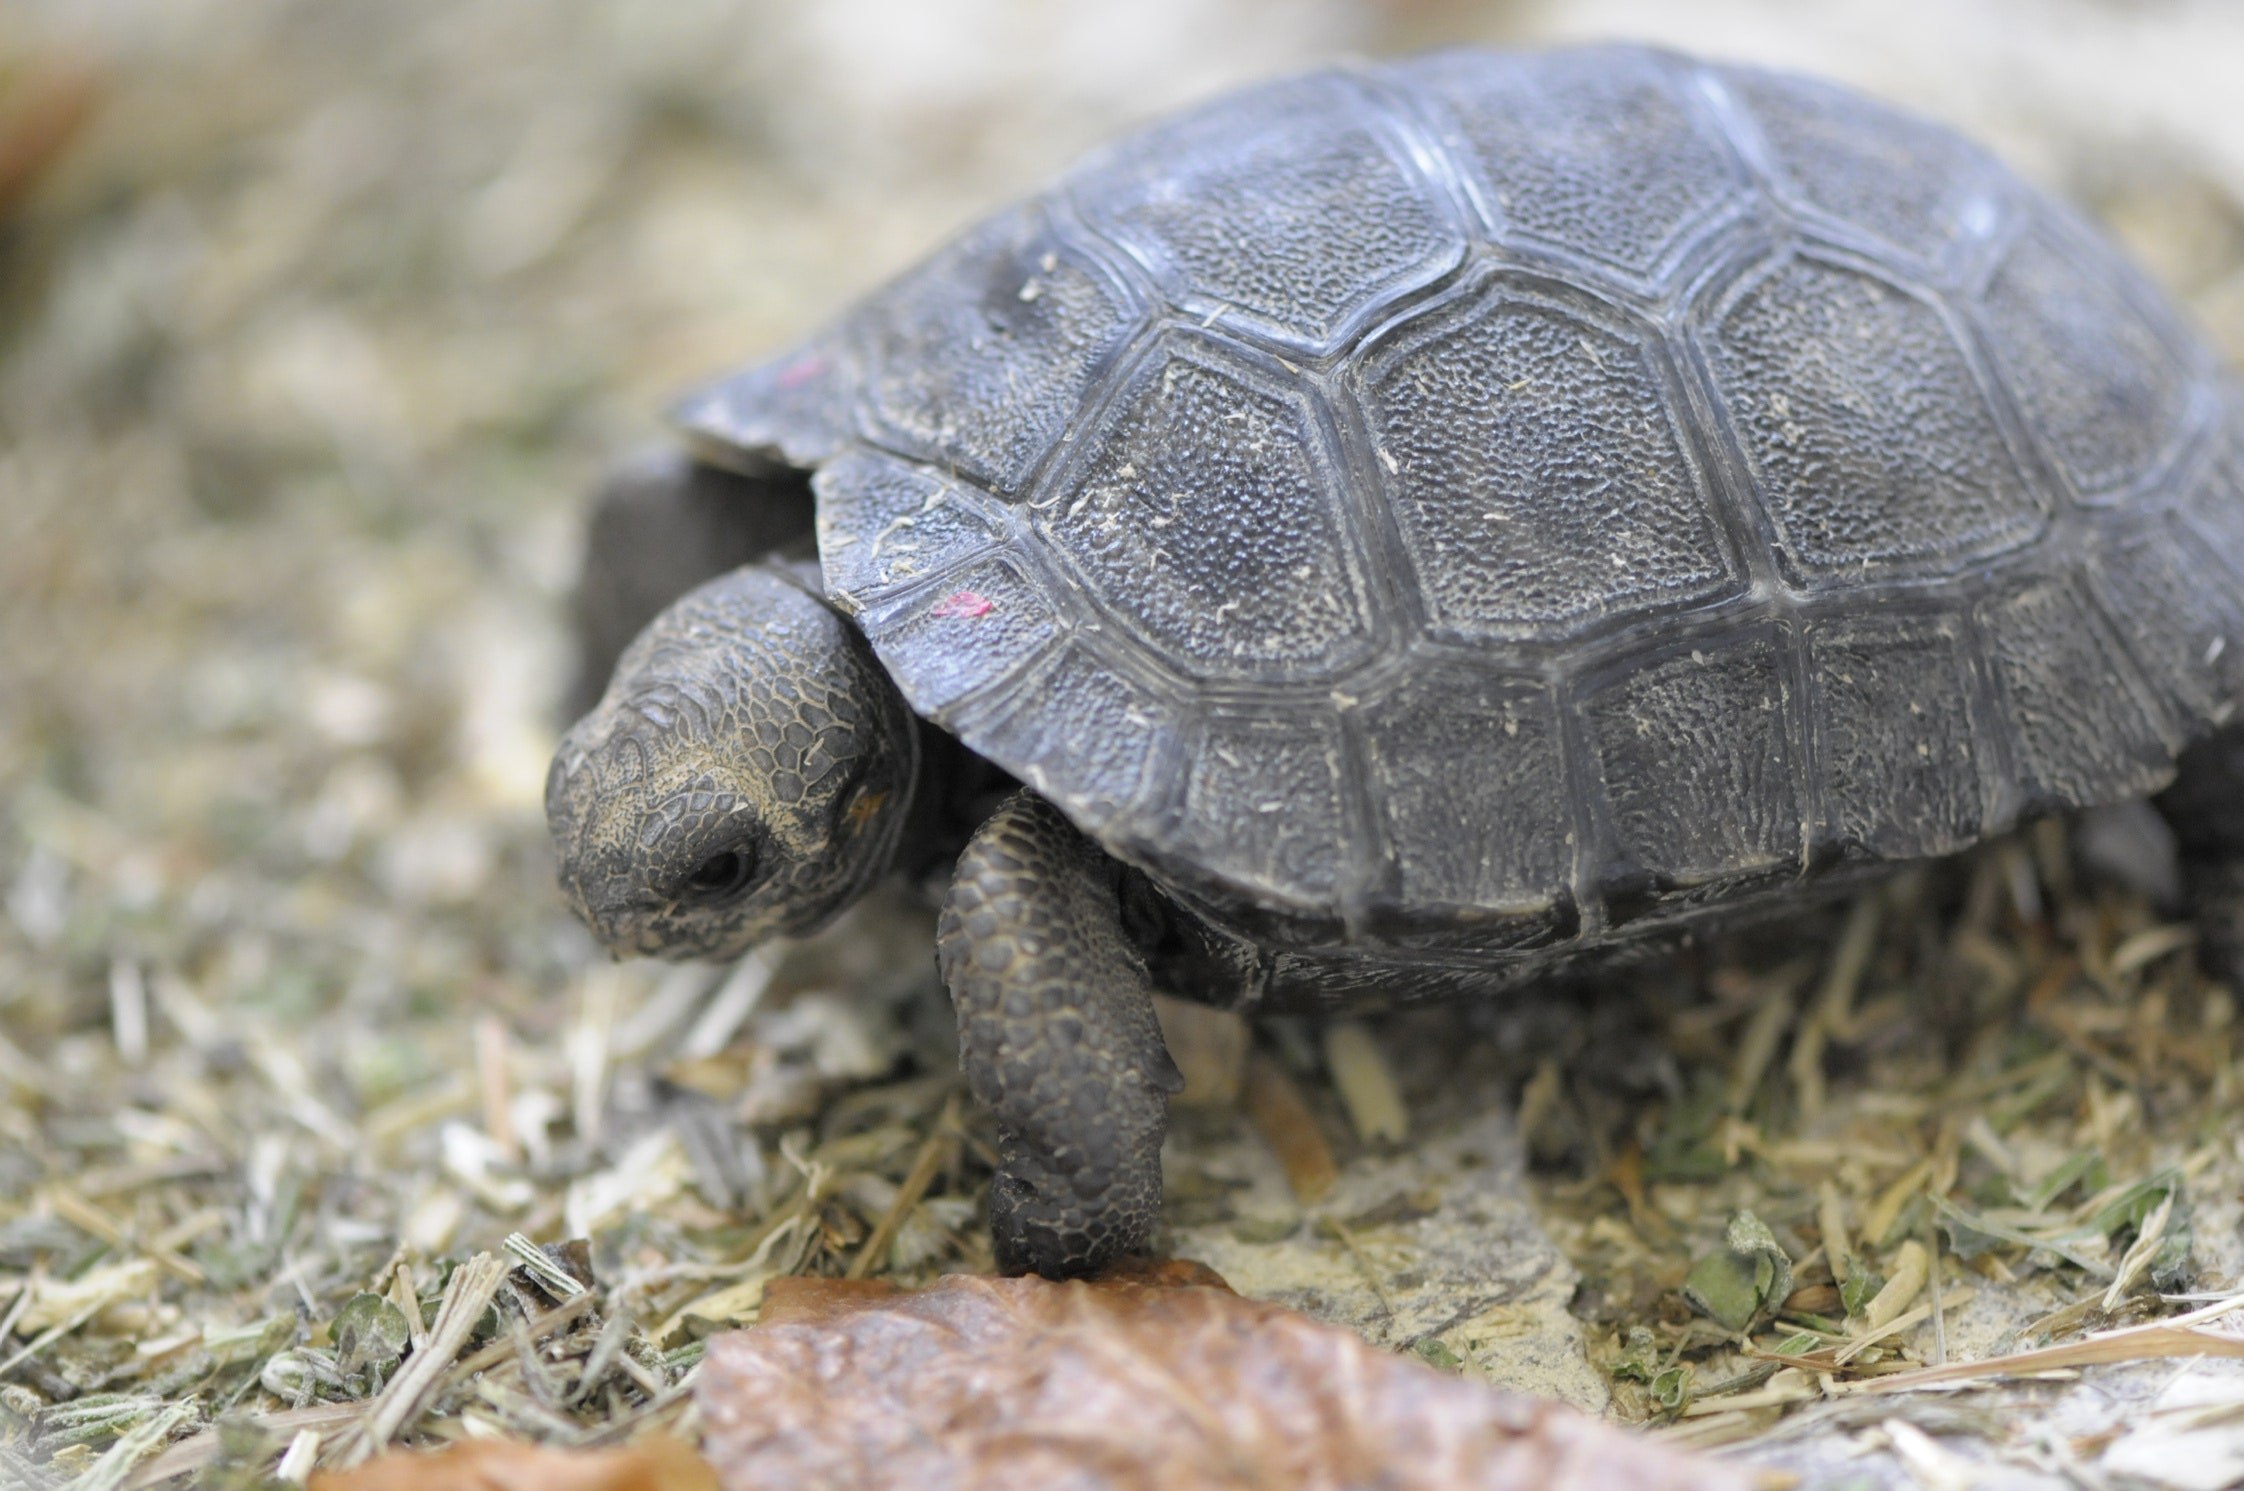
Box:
left=546, top=566, right=918, bottom=961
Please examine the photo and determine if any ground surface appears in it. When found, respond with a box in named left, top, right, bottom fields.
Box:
left=6, top=1, right=2244, bottom=1487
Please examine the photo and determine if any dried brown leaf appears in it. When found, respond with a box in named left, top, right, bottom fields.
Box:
left=1150, top=994, right=1248, bottom=1110
left=698, top=1269, right=1753, bottom=1491
left=0, top=63, right=100, bottom=220
left=1242, top=1052, right=1338, bottom=1203
left=308, top=1436, right=716, bottom=1491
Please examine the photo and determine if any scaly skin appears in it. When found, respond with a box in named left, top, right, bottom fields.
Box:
left=547, top=563, right=918, bottom=961
left=938, top=792, right=1183, bottom=1276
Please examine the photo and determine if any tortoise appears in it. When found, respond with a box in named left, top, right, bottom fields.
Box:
left=547, top=44, right=2244, bottom=1278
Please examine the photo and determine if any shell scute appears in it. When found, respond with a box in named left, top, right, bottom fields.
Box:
left=1073, top=72, right=1465, bottom=349
left=1033, top=344, right=1371, bottom=681
left=1982, top=217, right=2200, bottom=500
left=1702, top=252, right=2043, bottom=584
left=1805, top=613, right=1985, bottom=860
left=1581, top=629, right=1801, bottom=915
left=852, top=206, right=1141, bottom=495
left=1360, top=672, right=1573, bottom=916
left=1397, top=46, right=1746, bottom=280
left=1716, top=64, right=2014, bottom=269
left=1355, top=283, right=1737, bottom=641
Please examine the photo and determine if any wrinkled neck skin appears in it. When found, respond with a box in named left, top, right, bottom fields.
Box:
left=547, top=563, right=922, bottom=962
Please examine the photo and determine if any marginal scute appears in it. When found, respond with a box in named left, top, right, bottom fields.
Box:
left=1719, top=65, right=2010, bottom=266
left=960, top=646, right=1173, bottom=830
left=852, top=205, right=1139, bottom=496
left=1358, top=287, right=1733, bottom=640
left=1982, top=218, right=2196, bottom=499
left=2086, top=514, right=2244, bottom=720
left=1073, top=73, right=1462, bottom=347
left=1806, top=614, right=1983, bottom=860
left=815, top=451, right=1002, bottom=609
left=860, top=556, right=1060, bottom=718
left=1705, top=254, right=2042, bottom=583
left=674, top=332, right=857, bottom=472
left=1583, top=632, right=1800, bottom=902
left=2178, top=420, right=2244, bottom=553
left=1361, top=673, right=1571, bottom=913
left=1398, top=46, right=1743, bottom=277
left=1175, top=711, right=1348, bottom=908
left=1978, top=577, right=2176, bottom=815
left=1036, top=347, right=1367, bottom=681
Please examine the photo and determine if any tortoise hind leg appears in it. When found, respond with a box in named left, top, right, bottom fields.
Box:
left=939, top=791, right=1183, bottom=1277
left=2155, top=724, right=2244, bottom=984
left=567, top=449, right=816, bottom=717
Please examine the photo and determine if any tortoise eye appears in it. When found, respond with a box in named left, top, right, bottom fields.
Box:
left=681, top=847, right=757, bottom=901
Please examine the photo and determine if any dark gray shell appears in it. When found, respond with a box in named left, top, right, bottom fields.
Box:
left=679, top=44, right=2244, bottom=952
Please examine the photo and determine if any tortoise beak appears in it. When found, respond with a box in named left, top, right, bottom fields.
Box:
left=545, top=746, right=610, bottom=932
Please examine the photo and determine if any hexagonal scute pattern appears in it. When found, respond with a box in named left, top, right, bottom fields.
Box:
left=1983, top=219, right=2196, bottom=499
left=1706, top=256, right=2041, bottom=584
left=1805, top=614, right=1984, bottom=861
left=1718, top=66, right=2009, bottom=267
left=1359, top=289, right=1733, bottom=640
left=815, top=451, right=1001, bottom=608
left=1397, top=47, right=1743, bottom=278
left=1075, top=73, right=1462, bottom=349
left=1038, top=350, right=1367, bottom=681
left=1976, top=578, right=2174, bottom=816
left=1360, top=673, right=1572, bottom=914
left=1583, top=632, right=1800, bottom=899
left=853, top=206, right=1138, bottom=496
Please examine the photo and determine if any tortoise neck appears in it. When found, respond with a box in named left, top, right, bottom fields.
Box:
left=892, top=718, right=1016, bottom=882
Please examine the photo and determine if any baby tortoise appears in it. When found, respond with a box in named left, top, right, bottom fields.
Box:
left=549, top=45, right=2244, bottom=1278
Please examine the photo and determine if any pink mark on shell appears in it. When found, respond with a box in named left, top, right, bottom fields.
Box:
left=929, top=590, right=995, bottom=620
left=774, top=355, right=830, bottom=391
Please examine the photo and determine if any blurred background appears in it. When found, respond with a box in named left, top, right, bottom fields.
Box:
left=2, top=0, right=2243, bottom=1465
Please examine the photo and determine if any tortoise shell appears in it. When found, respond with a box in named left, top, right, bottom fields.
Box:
left=675, top=44, right=2244, bottom=955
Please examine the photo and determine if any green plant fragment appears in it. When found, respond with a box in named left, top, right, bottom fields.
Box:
left=1682, top=1212, right=1793, bottom=1332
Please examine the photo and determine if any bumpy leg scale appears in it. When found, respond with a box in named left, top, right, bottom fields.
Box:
left=938, top=792, right=1182, bottom=1276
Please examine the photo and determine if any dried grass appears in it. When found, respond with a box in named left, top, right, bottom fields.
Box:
left=5, top=1, right=2244, bottom=1488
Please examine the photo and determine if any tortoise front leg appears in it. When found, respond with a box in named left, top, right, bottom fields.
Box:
left=938, top=791, right=1183, bottom=1277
